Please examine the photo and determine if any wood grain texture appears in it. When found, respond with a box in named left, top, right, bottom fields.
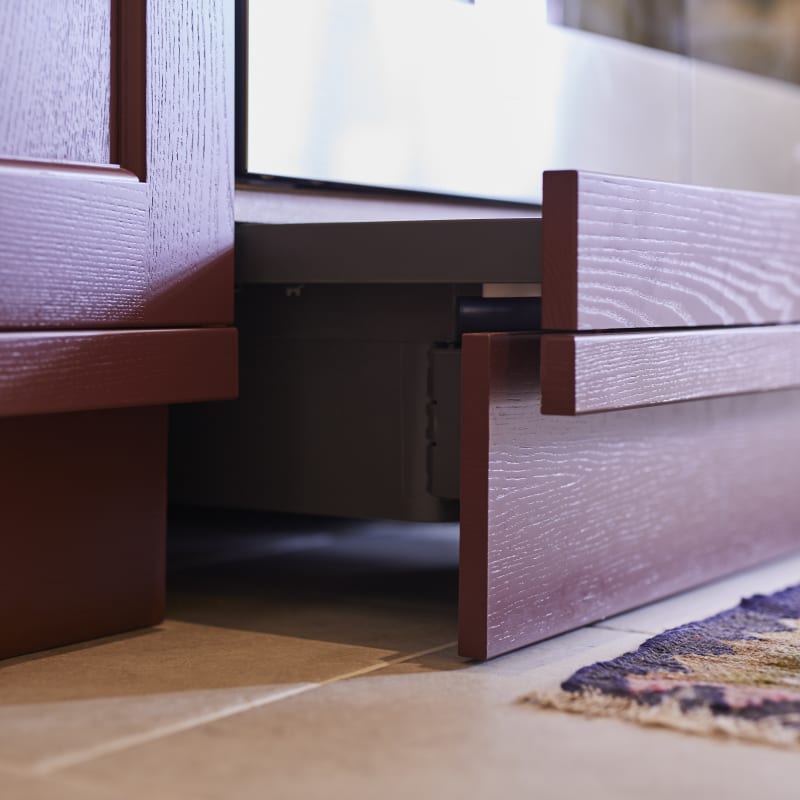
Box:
left=141, top=0, right=234, bottom=325
left=0, top=164, right=147, bottom=327
left=0, top=0, right=236, bottom=661
left=0, top=0, right=110, bottom=163
left=0, top=0, right=234, bottom=328
left=541, top=324, right=800, bottom=414
left=460, top=333, right=800, bottom=659
left=543, top=170, right=800, bottom=330
left=0, top=327, right=237, bottom=417
left=1, top=406, right=166, bottom=660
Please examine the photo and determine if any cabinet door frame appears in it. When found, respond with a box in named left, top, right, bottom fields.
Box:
left=0, top=0, right=234, bottom=330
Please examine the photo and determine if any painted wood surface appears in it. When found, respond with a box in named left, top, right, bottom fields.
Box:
left=541, top=324, right=800, bottom=414
left=542, top=170, right=800, bottom=330
left=0, top=328, right=237, bottom=418
left=0, top=0, right=234, bottom=328
left=460, top=333, right=800, bottom=659
left=0, top=162, right=147, bottom=327
left=0, top=0, right=110, bottom=163
left=1, top=407, right=166, bottom=660
left=0, top=0, right=236, bottom=661
left=141, top=0, right=234, bottom=325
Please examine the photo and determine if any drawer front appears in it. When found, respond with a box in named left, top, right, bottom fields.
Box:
left=459, top=332, right=800, bottom=659
left=542, top=170, right=800, bottom=331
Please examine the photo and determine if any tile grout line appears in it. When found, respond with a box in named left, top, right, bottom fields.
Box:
left=592, top=623, right=659, bottom=635
left=27, top=684, right=314, bottom=777
left=29, top=639, right=459, bottom=777
left=316, top=640, right=459, bottom=687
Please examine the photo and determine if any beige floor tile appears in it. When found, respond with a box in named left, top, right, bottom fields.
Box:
left=46, top=628, right=621, bottom=797
left=13, top=513, right=799, bottom=797
left=0, top=515, right=457, bottom=776
left=0, top=684, right=310, bottom=775
left=58, top=625, right=800, bottom=800
left=595, top=552, right=800, bottom=635
left=0, top=768, right=123, bottom=800
left=1, top=516, right=458, bottom=704
left=164, top=512, right=459, bottom=675
left=0, top=623, right=358, bottom=704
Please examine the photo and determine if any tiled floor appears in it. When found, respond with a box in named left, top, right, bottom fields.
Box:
left=3, top=511, right=800, bottom=799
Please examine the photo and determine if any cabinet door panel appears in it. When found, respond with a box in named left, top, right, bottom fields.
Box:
left=0, top=0, right=111, bottom=163
left=0, top=0, right=233, bottom=329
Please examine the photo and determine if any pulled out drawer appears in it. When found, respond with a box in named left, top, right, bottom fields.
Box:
left=459, top=332, right=800, bottom=659
left=456, top=172, right=800, bottom=658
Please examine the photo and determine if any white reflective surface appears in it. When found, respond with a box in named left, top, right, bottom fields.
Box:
left=246, top=0, right=800, bottom=203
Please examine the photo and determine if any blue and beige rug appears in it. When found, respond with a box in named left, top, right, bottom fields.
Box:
left=528, top=585, right=800, bottom=748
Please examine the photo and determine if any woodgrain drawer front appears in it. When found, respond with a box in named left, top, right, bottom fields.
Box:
left=542, top=170, right=800, bottom=331
left=459, top=332, right=800, bottom=659
left=541, top=325, right=800, bottom=415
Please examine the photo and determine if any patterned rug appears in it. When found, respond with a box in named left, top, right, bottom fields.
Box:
left=528, top=585, right=800, bottom=748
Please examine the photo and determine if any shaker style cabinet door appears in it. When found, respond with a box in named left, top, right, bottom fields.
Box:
left=0, top=0, right=233, bottom=330
left=0, top=0, right=238, bottom=416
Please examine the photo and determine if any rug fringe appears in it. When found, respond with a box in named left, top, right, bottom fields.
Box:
left=524, top=690, right=800, bottom=750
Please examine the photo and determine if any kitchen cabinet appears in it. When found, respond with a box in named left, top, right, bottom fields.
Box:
left=0, top=0, right=236, bottom=659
